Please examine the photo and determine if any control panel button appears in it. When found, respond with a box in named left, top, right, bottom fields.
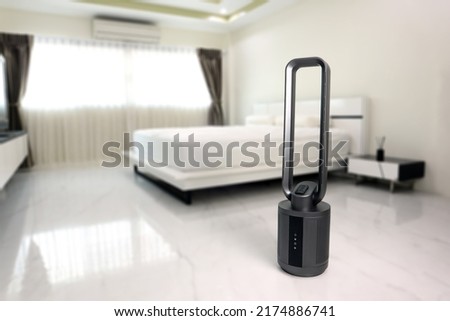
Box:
left=295, top=184, right=309, bottom=195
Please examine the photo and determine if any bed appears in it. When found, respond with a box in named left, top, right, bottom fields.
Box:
left=130, top=97, right=368, bottom=204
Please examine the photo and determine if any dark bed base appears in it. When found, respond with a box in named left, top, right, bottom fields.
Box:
left=134, top=165, right=192, bottom=205
left=134, top=166, right=347, bottom=206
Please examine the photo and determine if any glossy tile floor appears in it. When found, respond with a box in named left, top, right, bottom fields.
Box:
left=0, top=166, right=449, bottom=300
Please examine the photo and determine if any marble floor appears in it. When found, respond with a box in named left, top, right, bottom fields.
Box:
left=0, top=166, right=449, bottom=300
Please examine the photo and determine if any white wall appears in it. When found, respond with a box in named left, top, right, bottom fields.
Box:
left=228, top=0, right=450, bottom=197
left=0, top=7, right=227, bottom=48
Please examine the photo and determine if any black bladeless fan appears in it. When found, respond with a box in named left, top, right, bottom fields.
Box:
left=278, top=57, right=331, bottom=277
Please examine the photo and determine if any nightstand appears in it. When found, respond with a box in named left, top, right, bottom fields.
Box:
left=347, top=155, right=425, bottom=192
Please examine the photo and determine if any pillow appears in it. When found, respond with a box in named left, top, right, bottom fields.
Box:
left=245, top=115, right=274, bottom=126
left=274, top=115, right=320, bottom=127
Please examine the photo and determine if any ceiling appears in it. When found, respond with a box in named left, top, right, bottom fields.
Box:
left=0, top=0, right=298, bottom=32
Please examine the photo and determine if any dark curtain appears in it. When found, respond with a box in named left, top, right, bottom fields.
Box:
left=0, top=33, right=33, bottom=131
left=0, top=33, right=34, bottom=167
left=196, top=48, right=223, bottom=126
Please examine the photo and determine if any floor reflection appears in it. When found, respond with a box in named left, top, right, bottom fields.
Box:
left=345, top=190, right=424, bottom=225
left=8, top=218, right=177, bottom=294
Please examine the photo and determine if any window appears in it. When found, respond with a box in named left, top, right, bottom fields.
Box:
left=22, top=37, right=211, bottom=165
left=23, top=37, right=211, bottom=110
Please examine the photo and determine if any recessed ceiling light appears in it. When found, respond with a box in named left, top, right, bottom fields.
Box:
left=208, top=16, right=227, bottom=23
left=229, top=11, right=246, bottom=22
left=220, top=8, right=228, bottom=15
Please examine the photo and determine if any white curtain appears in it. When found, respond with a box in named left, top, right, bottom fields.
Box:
left=22, top=37, right=210, bottom=166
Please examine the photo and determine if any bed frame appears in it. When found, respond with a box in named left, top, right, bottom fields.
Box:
left=132, top=97, right=368, bottom=204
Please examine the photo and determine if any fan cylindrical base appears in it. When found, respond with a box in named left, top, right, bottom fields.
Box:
left=277, top=200, right=330, bottom=277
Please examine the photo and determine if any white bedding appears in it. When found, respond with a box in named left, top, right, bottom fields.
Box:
left=132, top=126, right=350, bottom=172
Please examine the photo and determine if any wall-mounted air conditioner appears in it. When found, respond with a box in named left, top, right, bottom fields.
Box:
left=92, top=18, right=160, bottom=44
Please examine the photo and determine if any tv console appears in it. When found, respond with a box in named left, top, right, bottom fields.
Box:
left=0, top=131, right=28, bottom=189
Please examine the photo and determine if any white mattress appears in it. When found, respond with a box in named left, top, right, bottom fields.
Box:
left=132, top=126, right=350, bottom=172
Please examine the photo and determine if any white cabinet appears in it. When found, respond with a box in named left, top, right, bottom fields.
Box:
left=0, top=133, right=28, bottom=189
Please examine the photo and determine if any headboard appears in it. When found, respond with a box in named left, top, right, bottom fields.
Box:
left=253, top=97, right=369, bottom=155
